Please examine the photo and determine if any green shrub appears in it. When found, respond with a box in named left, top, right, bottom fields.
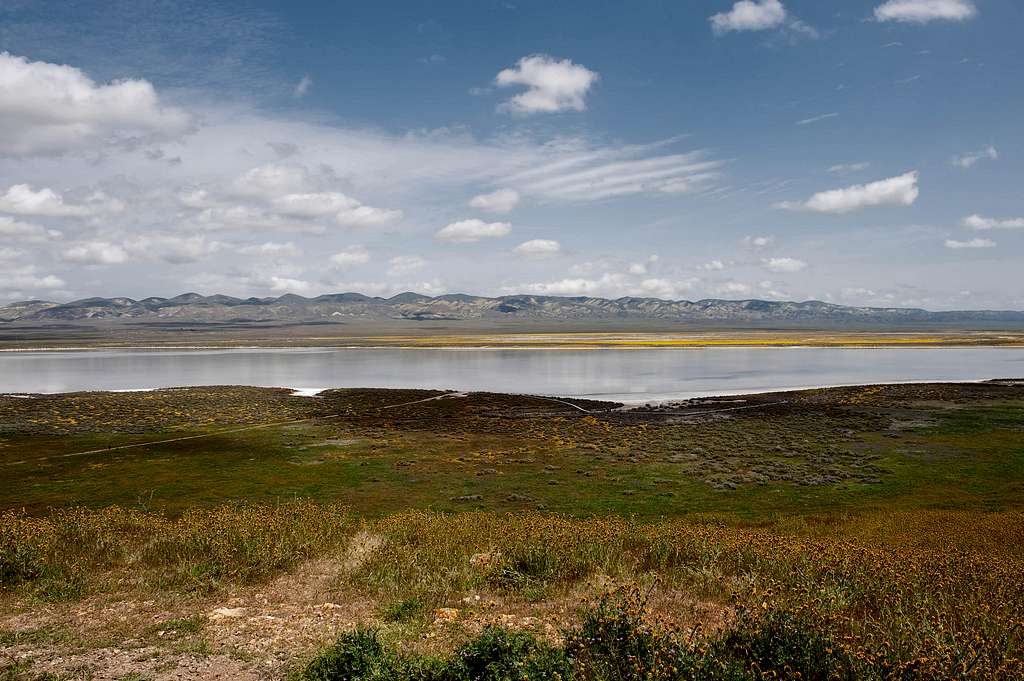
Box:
left=453, top=627, right=572, bottom=681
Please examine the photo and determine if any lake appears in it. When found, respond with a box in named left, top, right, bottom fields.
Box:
left=1, top=346, right=1022, bottom=403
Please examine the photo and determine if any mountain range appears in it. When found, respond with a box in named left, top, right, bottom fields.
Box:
left=3, top=292, right=1024, bottom=326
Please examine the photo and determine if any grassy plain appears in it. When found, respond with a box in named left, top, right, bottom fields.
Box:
left=2, top=381, right=1023, bottom=679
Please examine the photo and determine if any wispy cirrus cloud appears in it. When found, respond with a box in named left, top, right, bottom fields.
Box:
left=951, top=146, right=998, bottom=169
left=796, top=112, right=838, bottom=126
left=501, top=142, right=724, bottom=202
left=945, top=238, right=994, bottom=249
left=962, top=214, right=1024, bottom=231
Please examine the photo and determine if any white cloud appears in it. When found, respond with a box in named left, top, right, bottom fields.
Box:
left=637, top=277, right=700, bottom=299
left=515, top=273, right=626, bottom=297
left=513, top=239, right=561, bottom=258
left=796, top=112, right=838, bottom=126
left=710, top=0, right=787, bottom=34
left=126, top=234, right=222, bottom=264
left=494, top=55, right=599, bottom=114
left=874, top=0, right=977, bottom=23
left=177, top=189, right=218, bottom=209
left=776, top=171, right=919, bottom=214
left=268, top=276, right=318, bottom=296
left=387, top=255, right=426, bottom=276
left=293, top=74, right=312, bottom=98
left=194, top=205, right=303, bottom=232
left=234, top=163, right=311, bottom=196
left=0, top=216, right=61, bottom=242
left=0, top=247, right=22, bottom=260
left=762, top=256, right=807, bottom=272
left=0, top=51, right=191, bottom=156
left=951, top=146, right=998, bottom=169
left=330, top=246, right=371, bottom=269
left=239, top=241, right=300, bottom=257
left=271, top=191, right=358, bottom=218
left=700, top=259, right=726, bottom=271
left=741, top=235, right=775, bottom=248
left=827, top=162, right=870, bottom=174
left=0, top=184, right=92, bottom=217
left=505, top=145, right=723, bottom=202
left=468, top=188, right=520, bottom=213
left=945, top=238, right=995, bottom=249
left=271, top=191, right=401, bottom=227
left=334, top=204, right=403, bottom=228
left=961, top=214, right=1024, bottom=231
left=712, top=281, right=753, bottom=296
left=0, top=265, right=64, bottom=292
left=61, top=241, right=129, bottom=265
left=436, top=219, right=511, bottom=243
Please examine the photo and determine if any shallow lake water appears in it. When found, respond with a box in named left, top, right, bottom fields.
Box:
left=1, top=346, right=1022, bottom=403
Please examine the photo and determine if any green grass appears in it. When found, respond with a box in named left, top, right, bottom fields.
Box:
left=3, top=386, right=1024, bottom=518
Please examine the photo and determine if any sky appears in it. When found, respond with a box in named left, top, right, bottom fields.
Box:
left=0, top=0, right=1021, bottom=310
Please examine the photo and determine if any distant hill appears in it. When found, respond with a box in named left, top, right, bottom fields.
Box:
left=3, top=292, right=1023, bottom=325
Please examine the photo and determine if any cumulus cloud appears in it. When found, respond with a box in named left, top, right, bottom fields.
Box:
left=711, top=281, right=753, bottom=296
left=239, top=241, right=301, bottom=258
left=961, top=214, right=1024, bottom=231
left=126, top=234, right=222, bottom=264
left=272, top=191, right=402, bottom=227
left=514, top=239, right=561, bottom=258
left=515, top=272, right=626, bottom=297
left=762, top=257, right=807, bottom=272
left=468, top=188, right=520, bottom=213
left=0, top=184, right=93, bottom=217
left=741, top=235, right=775, bottom=248
left=776, top=171, right=919, bottom=214
left=873, top=0, right=977, bottom=23
left=0, top=51, right=191, bottom=156
left=0, top=216, right=61, bottom=242
left=330, top=246, right=371, bottom=269
left=387, top=255, right=426, bottom=276
left=636, top=277, right=700, bottom=299
left=951, top=146, right=998, bottom=169
left=234, top=163, right=312, bottom=196
left=0, top=265, right=65, bottom=292
left=700, top=259, right=726, bottom=271
left=193, top=205, right=303, bottom=233
left=945, top=238, right=995, bottom=249
left=436, top=219, right=511, bottom=243
left=709, top=0, right=787, bottom=34
left=495, top=55, right=598, bottom=114
left=61, top=241, right=129, bottom=265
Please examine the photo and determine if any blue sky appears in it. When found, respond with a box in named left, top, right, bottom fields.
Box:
left=0, top=0, right=1021, bottom=309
